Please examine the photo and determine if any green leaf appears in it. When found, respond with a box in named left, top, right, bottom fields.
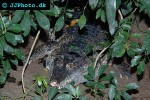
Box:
left=121, top=2, right=134, bottom=16
left=4, top=44, right=16, bottom=54
left=41, top=5, right=61, bottom=17
left=9, top=58, right=18, bottom=65
left=96, top=9, right=106, bottom=22
left=100, top=73, right=113, bottom=81
left=89, top=0, right=98, bottom=9
left=84, top=75, right=93, bottom=81
left=98, top=65, right=107, bottom=76
left=115, top=91, right=121, bottom=100
left=137, top=61, right=145, bottom=75
left=87, top=66, right=95, bottom=78
left=116, top=0, right=121, bottom=9
left=48, top=86, right=58, bottom=100
left=78, top=15, right=86, bottom=29
left=2, top=60, right=11, bottom=74
left=37, top=77, right=42, bottom=86
left=97, top=82, right=105, bottom=89
left=55, top=16, right=64, bottom=32
left=109, top=84, right=116, bottom=100
left=10, top=10, right=25, bottom=24
left=85, top=81, right=95, bottom=87
left=142, top=30, right=150, bottom=54
left=34, top=10, right=50, bottom=30
left=20, top=10, right=31, bottom=36
left=79, top=96, right=88, bottom=100
left=131, top=56, right=141, bottom=67
left=0, top=72, right=7, bottom=85
left=121, top=91, right=131, bottom=100
left=7, top=24, right=23, bottom=33
left=35, top=85, right=42, bottom=95
left=15, top=49, right=25, bottom=60
left=5, top=32, right=17, bottom=46
left=111, top=43, right=126, bottom=57
left=124, top=83, right=139, bottom=90
left=66, top=84, right=76, bottom=96
left=42, top=79, right=48, bottom=88
left=105, top=0, right=117, bottom=35
left=54, top=94, right=72, bottom=100
left=131, top=33, right=142, bottom=38
left=15, top=34, right=24, bottom=43
left=76, top=86, right=81, bottom=97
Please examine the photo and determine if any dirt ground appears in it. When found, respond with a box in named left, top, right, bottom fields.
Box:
left=0, top=15, right=150, bottom=100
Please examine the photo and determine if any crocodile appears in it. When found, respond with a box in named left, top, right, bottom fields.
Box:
left=29, top=23, right=131, bottom=89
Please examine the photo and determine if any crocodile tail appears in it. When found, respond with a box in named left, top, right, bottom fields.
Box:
left=28, top=44, right=50, bottom=64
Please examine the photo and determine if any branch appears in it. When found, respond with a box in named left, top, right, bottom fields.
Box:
left=118, top=9, right=123, bottom=20
left=21, top=30, right=41, bottom=95
left=93, top=44, right=111, bottom=69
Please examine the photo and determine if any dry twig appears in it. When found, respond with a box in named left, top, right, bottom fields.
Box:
left=21, top=30, right=41, bottom=95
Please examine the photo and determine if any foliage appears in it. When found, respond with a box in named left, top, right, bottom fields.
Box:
left=0, top=0, right=150, bottom=99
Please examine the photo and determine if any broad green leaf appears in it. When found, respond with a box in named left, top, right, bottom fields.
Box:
left=121, top=91, right=131, bottom=100
left=35, top=85, right=42, bottom=95
left=30, top=18, right=37, bottom=29
left=0, top=37, right=4, bottom=58
left=98, top=65, right=107, bottom=76
left=34, top=10, right=50, bottom=30
left=124, top=83, right=139, bottom=90
left=5, top=32, right=17, bottom=46
left=79, top=96, right=88, bottom=100
left=121, top=2, right=134, bottom=16
left=20, top=10, right=31, bottom=36
left=76, top=86, right=81, bottom=97
left=137, top=61, right=145, bottom=75
left=96, top=9, right=106, bottom=22
left=15, top=34, right=24, bottom=43
left=85, top=81, right=95, bottom=87
left=10, top=10, right=25, bottom=24
left=55, top=16, right=64, bottom=32
left=111, top=43, right=126, bottom=57
left=66, top=84, right=76, bottom=96
left=109, top=84, right=116, bottom=100
left=97, top=82, right=105, bottom=89
left=142, top=30, right=150, bottom=54
left=9, top=58, right=18, bottom=65
left=41, top=5, right=61, bottom=17
left=4, top=44, right=16, bottom=54
left=115, top=91, right=121, bottom=100
left=105, top=0, right=117, bottom=35
left=89, top=0, right=98, bottom=9
left=37, top=77, right=42, bottom=86
left=78, top=15, right=86, bottom=29
left=87, top=66, right=95, bottom=78
left=43, top=79, right=48, bottom=88
left=83, top=75, right=93, bottom=81
left=48, top=86, right=58, bottom=100
left=137, top=0, right=150, bottom=17
left=116, top=0, right=121, bottom=9
left=15, top=49, right=25, bottom=60
left=100, top=73, right=113, bottom=81
left=131, top=33, right=142, bottom=38
left=0, top=72, right=7, bottom=85
left=2, top=60, right=11, bottom=74
left=54, top=94, right=72, bottom=100
left=131, top=56, right=141, bottom=67
left=7, top=24, right=23, bottom=33
left=31, top=96, right=42, bottom=100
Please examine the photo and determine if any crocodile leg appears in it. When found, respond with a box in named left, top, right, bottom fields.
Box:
left=29, top=43, right=53, bottom=64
